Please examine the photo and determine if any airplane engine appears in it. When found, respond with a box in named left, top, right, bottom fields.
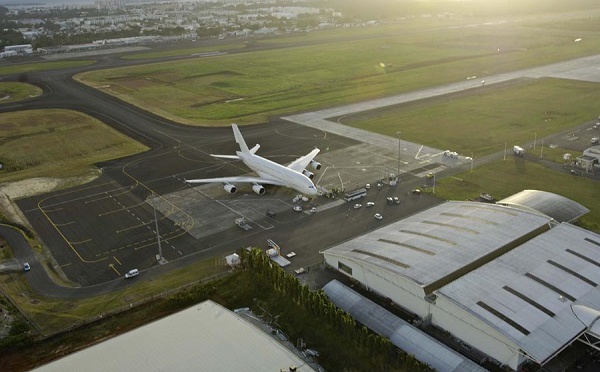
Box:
left=310, top=160, right=321, bottom=170
left=252, top=184, right=265, bottom=195
left=223, top=183, right=237, bottom=194
left=302, top=170, right=314, bottom=179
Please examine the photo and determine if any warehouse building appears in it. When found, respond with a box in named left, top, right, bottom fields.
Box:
left=33, top=300, right=317, bottom=372
left=322, top=197, right=600, bottom=370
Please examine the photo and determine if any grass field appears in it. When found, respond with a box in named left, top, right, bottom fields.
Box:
left=76, top=14, right=600, bottom=125
left=342, top=78, right=600, bottom=156
left=0, top=83, right=42, bottom=104
left=0, top=60, right=94, bottom=77
left=0, top=109, right=149, bottom=184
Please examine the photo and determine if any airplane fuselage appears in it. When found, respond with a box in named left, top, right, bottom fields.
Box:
left=238, top=151, right=317, bottom=195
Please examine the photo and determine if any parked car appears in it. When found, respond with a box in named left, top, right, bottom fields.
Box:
left=374, top=213, right=383, bottom=220
left=354, top=203, right=362, bottom=209
left=366, top=202, right=375, bottom=207
left=293, top=205, right=303, bottom=212
left=125, top=269, right=139, bottom=278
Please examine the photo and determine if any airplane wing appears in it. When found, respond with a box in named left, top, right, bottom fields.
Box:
left=210, top=154, right=240, bottom=160
left=286, top=148, right=320, bottom=173
left=185, top=176, right=286, bottom=186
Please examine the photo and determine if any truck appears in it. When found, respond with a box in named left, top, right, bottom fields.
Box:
left=513, top=146, right=525, bottom=156
left=266, top=239, right=291, bottom=267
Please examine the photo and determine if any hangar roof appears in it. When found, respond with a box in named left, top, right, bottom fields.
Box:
left=322, top=201, right=553, bottom=293
left=323, top=280, right=487, bottom=372
left=583, top=145, right=600, bottom=159
left=498, top=190, right=589, bottom=223
left=33, top=300, right=315, bottom=372
left=436, top=223, right=600, bottom=364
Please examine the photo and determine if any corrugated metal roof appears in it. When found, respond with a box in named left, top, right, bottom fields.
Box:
left=33, top=300, right=316, bottom=372
left=436, top=223, right=600, bottom=364
left=323, top=280, right=488, bottom=372
left=323, top=201, right=553, bottom=292
left=498, top=190, right=589, bottom=222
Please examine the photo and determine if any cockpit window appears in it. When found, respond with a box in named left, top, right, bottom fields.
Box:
left=309, top=185, right=315, bottom=189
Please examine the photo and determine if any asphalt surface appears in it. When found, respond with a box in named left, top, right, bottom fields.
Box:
left=1, top=40, right=599, bottom=298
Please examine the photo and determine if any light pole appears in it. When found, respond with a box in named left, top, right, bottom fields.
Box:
left=150, top=194, right=167, bottom=265
left=470, top=152, right=474, bottom=172
left=396, top=131, right=401, bottom=178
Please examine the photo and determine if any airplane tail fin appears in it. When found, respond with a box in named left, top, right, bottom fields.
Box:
left=232, top=124, right=250, bottom=153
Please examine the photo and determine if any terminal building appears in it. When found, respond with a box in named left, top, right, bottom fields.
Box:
left=322, top=193, right=600, bottom=370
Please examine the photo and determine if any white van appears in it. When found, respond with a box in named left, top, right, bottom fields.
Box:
left=125, top=269, right=139, bottom=278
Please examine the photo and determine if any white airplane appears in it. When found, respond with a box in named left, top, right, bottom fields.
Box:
left=185, top=124, right=321, bottom=196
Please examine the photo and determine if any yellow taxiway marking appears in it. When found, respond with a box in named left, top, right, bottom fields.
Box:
left=109, top=264, right=121, bottom=276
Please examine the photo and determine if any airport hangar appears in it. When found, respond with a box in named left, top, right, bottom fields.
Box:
left=321, top=190, right=600, bottom=371
left=32, top=300, right=318, bottom=372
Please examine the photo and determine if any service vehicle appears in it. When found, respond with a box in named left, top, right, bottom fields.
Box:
left=125, top=269, right=139, bottom=278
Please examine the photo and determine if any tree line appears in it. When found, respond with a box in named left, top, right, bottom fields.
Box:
left=239, top=247, right=434, bottom=371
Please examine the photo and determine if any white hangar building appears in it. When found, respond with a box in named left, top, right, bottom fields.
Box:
left=322, top=199, right=600, bottom=370
left=33, top=300, right=317, bottom=372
